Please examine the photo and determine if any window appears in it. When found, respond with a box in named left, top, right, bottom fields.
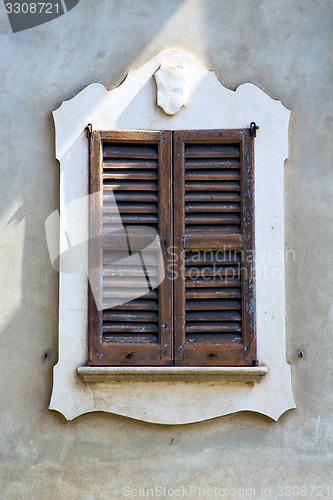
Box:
left=87, top=128, right=255, bottom=367
left=50, top=50, right=294, bottom=422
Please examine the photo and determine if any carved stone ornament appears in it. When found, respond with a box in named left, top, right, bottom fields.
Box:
left=50, top=49, right=295, bottom=424
left=154, top=64, right=186, bottom=115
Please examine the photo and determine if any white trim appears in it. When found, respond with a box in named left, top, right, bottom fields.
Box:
left=49, top=49, right=295, bottom=424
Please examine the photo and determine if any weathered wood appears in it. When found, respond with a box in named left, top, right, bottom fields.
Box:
left=185, top=192, right=240, bottom=202
left=103, top=288, right=156, bottom=299
left=89, top=130, right=174, bottom=366
left=103, top=311, right=158, bottom=322
left=103, top=299, right=158, bottom=311
left=103, top=214, right=158, bottom=224
left=240, top=130, right=256, bottom=365
left=158, top=131, right=174, bottom=362
left=185, top=278, right=241, bottom=288
left=185, top=159, right=240, bottom=169
left=185, top=214, right=241, bottom=224
left=185, top=144, right=240, bottom=158
left=89, top=128, right=256, bottom=367
left=186, top=311, right=241, bottom=321
left=103, top=145, right=158, bottom=159
left=185, top=321, right=242, bottom=333
left=103, top=160, right=157, bottom=169
left=88, top=130, right=103, bottom=366
left=104, top=203, right=158, bottom=214
left=185, top=171, right=240, bottom=181
left=103, top=171, right=158, bottom=180
left=103, top=323, right=158, bottom=333
left=112, top=192, right=158, bottom=203
left=185, top=251, right=241, bottom=265
left=185, top=266, right=240, bottom=278
left=185, top=181, right=240, bottom=191
left=185, top=203, right=240, bottom=213
left=103, top=277, right=151, bottom=288
left=103, top=181, right=157, bottom=191
left=103, top=265, right=158, bottom=277
left=186, top=299, right=241, bottom=310
left=103, top=333, right=158, bottom=344
left=173, top=131, right=186, bottom=363
left=173, top=129, right=255, bottom=366
left=185, top=233, right=242, bottom=250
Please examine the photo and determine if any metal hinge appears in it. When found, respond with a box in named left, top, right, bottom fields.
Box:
left=250, top=122, right=259, bottom=137
left=85, top=123, right=93, bottom=138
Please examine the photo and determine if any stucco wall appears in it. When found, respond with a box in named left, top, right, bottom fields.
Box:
left=0, top=1, right=332, bottom=498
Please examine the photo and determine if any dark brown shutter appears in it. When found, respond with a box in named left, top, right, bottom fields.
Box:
left=173, top=130, right=256, bottom=366
left=88, top=130, right=173, bottom=366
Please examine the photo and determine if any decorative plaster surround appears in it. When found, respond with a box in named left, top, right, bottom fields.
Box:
left=50, top=49, right=295, bottom=424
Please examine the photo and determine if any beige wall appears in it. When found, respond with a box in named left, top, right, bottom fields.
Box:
left=0, top=0, right=332, bottom=498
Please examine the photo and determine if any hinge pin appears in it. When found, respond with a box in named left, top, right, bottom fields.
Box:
left=85, top=123, right=93, bottom=137
left=250, top=122, right=259, bottom=137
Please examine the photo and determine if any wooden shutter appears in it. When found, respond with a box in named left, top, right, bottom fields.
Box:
left=173, top=130, right=256, bottom=366
left=88, top=130, right=173, bottom=366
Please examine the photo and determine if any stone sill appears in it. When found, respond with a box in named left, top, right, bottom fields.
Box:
left=77, top=366, right=268, bottom=383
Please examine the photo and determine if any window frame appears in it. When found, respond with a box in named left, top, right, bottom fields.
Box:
left=87, top=128, right=256, bottom=367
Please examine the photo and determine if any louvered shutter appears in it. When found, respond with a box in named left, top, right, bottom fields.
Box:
left=88, top=130, right=173, bottom=366
left=173, top=130, right=256, bottom=366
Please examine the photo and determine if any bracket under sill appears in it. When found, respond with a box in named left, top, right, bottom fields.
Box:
left=77, top=366, right=268, bottom=383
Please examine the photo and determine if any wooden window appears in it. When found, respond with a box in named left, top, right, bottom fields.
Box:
left=173, top=130, right=255, bottom=366
left=88, top=129, right=255, bottom=367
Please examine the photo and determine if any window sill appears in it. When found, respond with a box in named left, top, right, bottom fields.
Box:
left=77, top=366, right=268, bottom=383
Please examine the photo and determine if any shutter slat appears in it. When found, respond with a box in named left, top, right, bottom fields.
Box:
left=185, top=144, right=240, bottom=158
left=185, top=203, right=240, bottom=213
left=104, top=203, right=158, bottom=214
left=185, top=214, right=240, bottom=224
left=103, top=160, right=157, bottom=169
left=185, top=159, right=240, bottom=169
left=185, top=182, right=240, bottom=191
left=103, top=323, right=158, bottom=333
left=103, top=299, right=158, bottom=310
left=103, top=144, right=158, bottom=159
left=185, top=251, right=241, bottom=265
left=103, top=311, right=158, bottom=322
left=103, top=289, right=157, bottom=299
left=185, top=171, right=240, bottom=181
left=103, top=214, right=158, bottom=224
left=185, top=266, right=240, bottom=278
left=186, top=278, right=241, bottom=288
left=103, top=181, right=158, bottom=191
left=103, top=171, right=158, bottom=180
left=185, top=288, right=241, bottom=299
left=185, top=322, right=242, bottom=333
left=104, top=277, right=155, bottom=288
left=104, top=266, right=158, bottom=277
left=185, top=192, right=240, bottom=202
left=185, top=151, right=240, bottom=158
left=186, top=311, right=241, bottom=321
left=103, top=334, right=157, bottom=343
left=112, top=192, right=158, bottom=202
left=186, top=299, right=241, bottom=310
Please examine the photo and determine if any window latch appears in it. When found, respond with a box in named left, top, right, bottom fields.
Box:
left=125, top=352, right=135, bottom=359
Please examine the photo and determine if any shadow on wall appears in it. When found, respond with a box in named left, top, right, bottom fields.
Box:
left=0, top=0, right=185, bottom=421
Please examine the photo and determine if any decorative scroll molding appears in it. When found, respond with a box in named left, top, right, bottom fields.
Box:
left=50, top=49, right=295, bottom=424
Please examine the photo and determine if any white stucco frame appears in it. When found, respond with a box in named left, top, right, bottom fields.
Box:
left=50, top=49, right=295, bottom=424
